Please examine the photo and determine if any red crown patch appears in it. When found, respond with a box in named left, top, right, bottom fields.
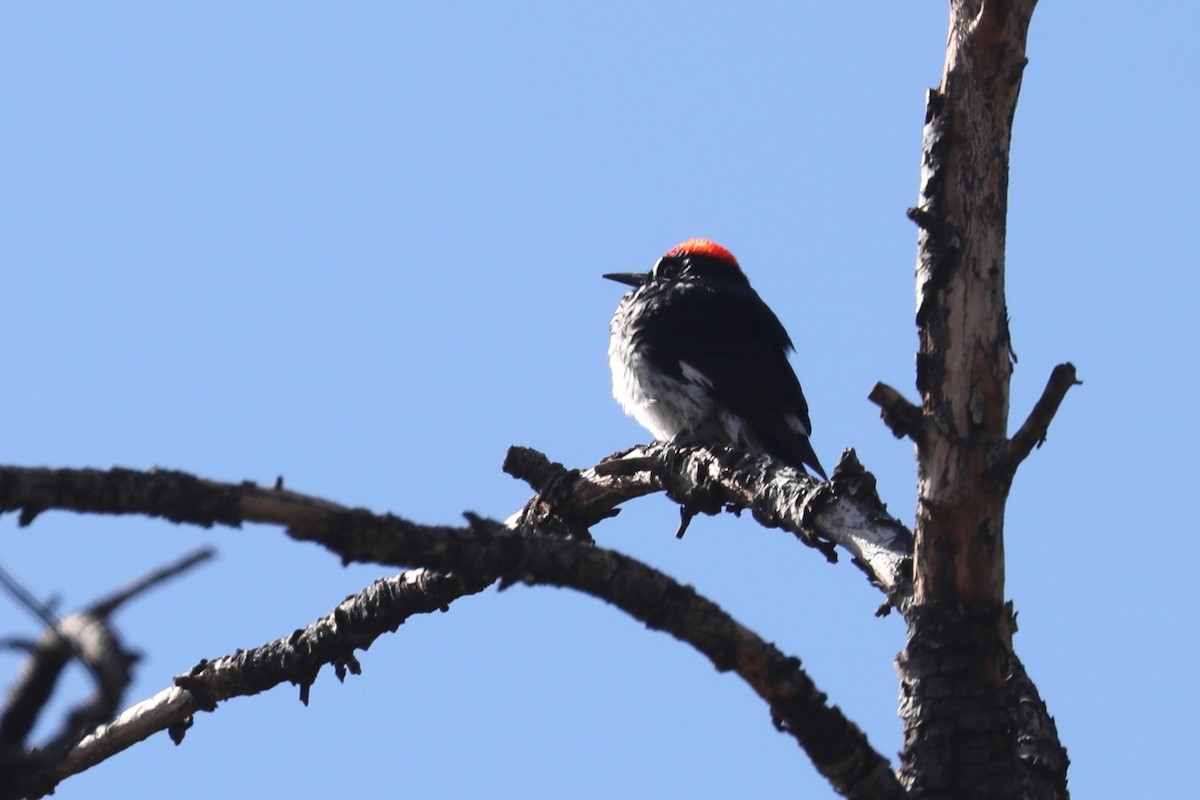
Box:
left=665, top=238, right=740, bottom=268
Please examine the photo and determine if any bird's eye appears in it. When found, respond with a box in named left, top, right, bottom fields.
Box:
left=654, top=256, right=685, bottom=280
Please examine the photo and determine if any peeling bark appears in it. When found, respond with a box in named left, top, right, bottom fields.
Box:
left=899, top=2, right=1069, bottom=799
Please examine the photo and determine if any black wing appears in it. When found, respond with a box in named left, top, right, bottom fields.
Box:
left=634, top=280, right=825, bottom=477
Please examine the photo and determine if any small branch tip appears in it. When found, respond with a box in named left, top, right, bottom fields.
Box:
left=869, top=382, right=923, bottom=442
left=999, top=362, right=1081, bottom=480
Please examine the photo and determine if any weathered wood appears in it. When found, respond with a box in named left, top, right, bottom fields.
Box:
left=899, top=2, right=1064, bottom=799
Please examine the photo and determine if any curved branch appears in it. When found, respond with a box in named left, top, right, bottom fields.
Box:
left=507, top=440, right=1061, bottom=788
left=0, top=462, right=904, bottom=800
left=9, top=569, right=480, bottom=800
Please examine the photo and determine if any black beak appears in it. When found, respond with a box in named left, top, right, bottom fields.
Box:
left=603, top=272, right=648, bottom=288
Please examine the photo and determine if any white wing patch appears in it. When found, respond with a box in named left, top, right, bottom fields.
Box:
left=678, top=360, right=714, bottom=388
left=784, top=413, right=811, bottom=437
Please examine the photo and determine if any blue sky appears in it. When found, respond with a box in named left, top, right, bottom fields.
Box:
left=2, top=4, right=1197, bottom=798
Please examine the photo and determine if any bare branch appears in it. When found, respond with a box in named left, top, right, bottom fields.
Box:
left=505, top=439, right=1058, bottom=789
left=0, top=564, right=61, bottom=631
left=1, top=611, right=139, bottom=800
left=869, top=382, right=924, bottom=443
left=0, top=446, right=1066, bottom=800
left=1, top=548, right=217, bottom=799
left=9, top=569, right=480, bottom=800
left=505, top=441, right=1056, bottom=790
left=90, top=547, right=215, bottom=618
left=0, top=461, right=905, bottom=800
left=505, top=444, right=914, bottom=610
left=997, top=363, right=1081, bottom=480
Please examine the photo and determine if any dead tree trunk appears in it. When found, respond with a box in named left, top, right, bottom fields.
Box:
left=891, top=2, right=1064, bottom=798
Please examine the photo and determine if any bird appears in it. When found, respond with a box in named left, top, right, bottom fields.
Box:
left=605, top=238, right=826, bottom=479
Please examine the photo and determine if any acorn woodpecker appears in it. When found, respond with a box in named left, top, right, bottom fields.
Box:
left=605, top=239, right=826, bottom=479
